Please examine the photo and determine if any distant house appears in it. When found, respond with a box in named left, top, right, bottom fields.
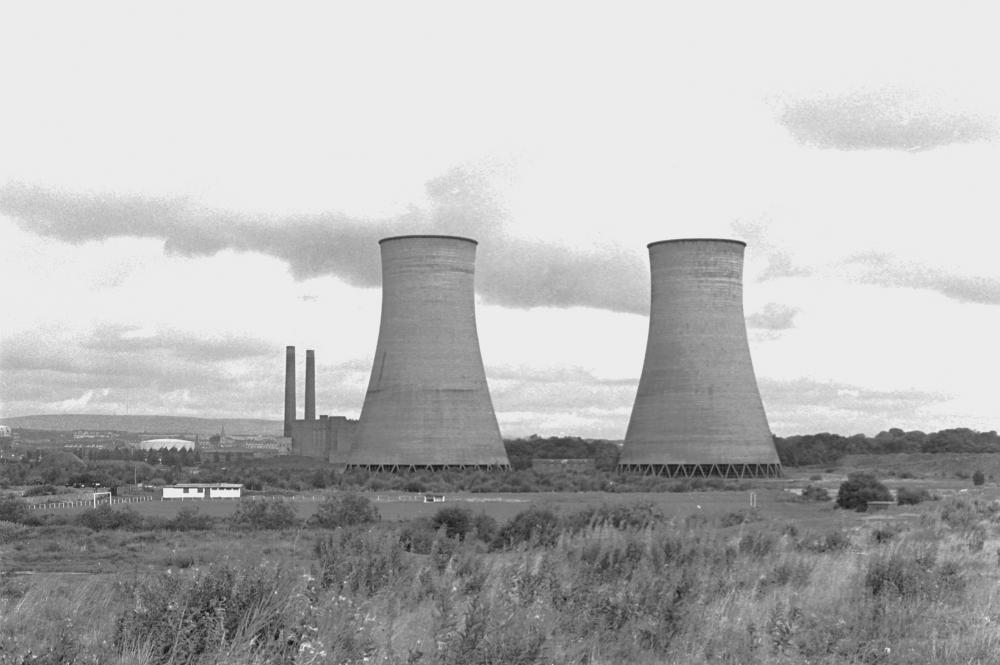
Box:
left=162, top=483, right=242, bottom=499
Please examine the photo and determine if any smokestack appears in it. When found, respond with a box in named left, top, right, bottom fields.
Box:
left=351, top=235, right=510, bottom=470
left=305, top=349, right=316, bottom=421
left=619, top=239, right=780, bottom=478
left=283, top=345, right=295, bottom=437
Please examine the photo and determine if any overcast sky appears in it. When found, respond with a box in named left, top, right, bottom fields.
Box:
left=2, top=2, right=999, bottom=438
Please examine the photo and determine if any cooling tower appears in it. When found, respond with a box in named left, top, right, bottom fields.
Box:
left=283, top=345, right=295, bottom=437
left=305, top=349, right=316, bottom=421
left=619, top=239, right=781, bottom=478
left=350, top=235, right=510, bottom=471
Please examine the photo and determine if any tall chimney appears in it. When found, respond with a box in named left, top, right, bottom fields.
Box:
left=351, top=235, right=510, bottom=469
left=284, top=345, right=296, bottom=437
left=619, top=239, right=780, bottom=478
left=305, top=349, right=316, bottom=421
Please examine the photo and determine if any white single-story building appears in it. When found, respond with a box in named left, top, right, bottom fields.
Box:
left=162, top=483, right=242, bottom=499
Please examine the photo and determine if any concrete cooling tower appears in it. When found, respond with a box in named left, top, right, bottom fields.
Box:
left=619, top=239, right=781, bottom=478
left=349, top=235, right=510, bottom=471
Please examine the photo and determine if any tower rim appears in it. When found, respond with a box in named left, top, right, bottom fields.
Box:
left=647, top=238, right=746, bottom=249
left=379, top=234, right=478, bottom=245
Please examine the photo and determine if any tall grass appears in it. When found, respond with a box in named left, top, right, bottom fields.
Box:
left=3, top=498, right=1000, bottom=663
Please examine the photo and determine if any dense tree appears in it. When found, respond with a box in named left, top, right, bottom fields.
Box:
left=836, top=472, right=893, bottom=512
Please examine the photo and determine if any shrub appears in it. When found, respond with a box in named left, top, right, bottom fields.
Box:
left=432, top=506, right=473, bottom=539
left=494, top=508, right=560, bottom=548
left=315, top=528, right=407, bottom=595
left=77, top=505, right=144, bottom=531
left=115, top=564, right=294, bottom=663
left=562, top=502, right=663, bottom=532
left=0, top=495, right=28, bottom=524
left=895, top=487, right=931, bottom=506
left=836, top=472, right=892, bottom=512
left=310, top=493, right=380, bottom=529
left=738, top=529, right=778, bottom=557
left=399, top=518, right=438, bottom=554
left=168, top=506, right=214, bottom=531
left=973, top=469, right=986, bottom=486
left=864, top=548, right=965, bottom=602
left=800, top=485, right=831, bottom=501
left=797, top=528, right=851, bottom=553
left=403, top=479, right=426, bottom=493
left=22, top=484, right=60, bottom=497
left=808, top=474, right=822, bottom=481
left=871, top=525, right=900, bottom=544
left=230, top=500, right=299, bottom=530
left=469, top=512, right=498, bottom=543
left=719, top=509, right=760, bottom=527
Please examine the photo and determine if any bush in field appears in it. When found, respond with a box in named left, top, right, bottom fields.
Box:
left=895, top=486, right=931, bottom=506
left=0, top=495, right=28, bottom=523
left=973, top=469, right=986, bottom=486
left=796, top=528, right=851, bottom=553
left=22, top=484, right=59, bottom=497
left=494, top=508, right=560, bottom=548
left=563, top=502, right=663, bottom=532
left=314, top=528, right=406, bottom=595
left=864, top=547, right=965, bottom=602
left=310, top=493, right=380, bottom=529
left=168, top=506, right=214, bottom=530
left=230, top=500, right=299, bottom=530
left=836, top=472, right=892, bottom=512
left=399, top=518, right=438, bottom=554
left=432, top=506, right=473, bottom=539
left=77, top=505, right=144, bottom=531
left=800, top=485, right=831, bottom=501
left=719, top=509, right=761, bottom=527
left=115, top=564, right=295, bottom=664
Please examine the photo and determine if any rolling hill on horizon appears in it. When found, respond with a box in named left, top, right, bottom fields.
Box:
left=0, top=414, right=284, bottom=437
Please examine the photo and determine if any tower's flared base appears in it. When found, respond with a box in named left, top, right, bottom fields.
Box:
left=344, top=463, right=511, bottom=473
left=617, top=462, right=782, bottom=479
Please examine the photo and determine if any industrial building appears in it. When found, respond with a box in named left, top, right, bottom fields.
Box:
left=285, top=346, right=357, bottom=463
left=618, top=239, right=781, bottom=478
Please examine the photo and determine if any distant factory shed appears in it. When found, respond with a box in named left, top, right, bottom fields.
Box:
left=133, top=438, right=195, bottom=451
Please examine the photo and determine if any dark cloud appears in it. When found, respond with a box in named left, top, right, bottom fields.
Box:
left=775, top=88, right=998, bottom=152
left=845, top=253, right=1000, bottom=305
left=746, top=303, right=798, bottom=330
left=0, top=167, right=648, bottom=314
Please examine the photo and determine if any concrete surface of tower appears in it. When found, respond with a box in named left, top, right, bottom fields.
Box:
left=350, top=235, right=510, bottom=471
left=619, top=239, right=781, bottom=478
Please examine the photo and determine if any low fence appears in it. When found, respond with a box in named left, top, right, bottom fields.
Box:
left=26, top=495, right=154, bottom=511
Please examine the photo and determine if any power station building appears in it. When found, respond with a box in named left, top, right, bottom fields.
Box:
left=618, top=239, right=781, bottom=478
left=348, top=235, right=509, bottom=471
left=285, top=235, right=777, bottom=478
left=285, top=346, right=358, bottom=463
left=285, top=235, right=509, bottom=471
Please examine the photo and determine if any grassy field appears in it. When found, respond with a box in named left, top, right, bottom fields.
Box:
left=26, top=487, right=852, bottom=523
left=5, top=470, right=1000, bottom=664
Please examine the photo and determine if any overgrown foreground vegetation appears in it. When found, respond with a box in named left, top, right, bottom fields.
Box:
left=4, top=497, right=1000, bottom=664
